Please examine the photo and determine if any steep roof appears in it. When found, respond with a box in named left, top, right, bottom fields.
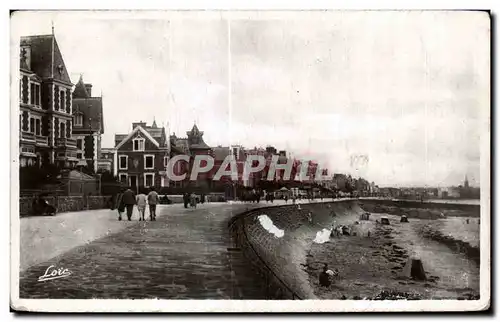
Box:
left=73, top=97, right=104, bottom=133
left=114, top=134, right=127, bottom=147
left=115, top=125, right=160, bottom=149
left=73, top=75, right=89, bottom=98
left=20, top=35, right=72, bottom=84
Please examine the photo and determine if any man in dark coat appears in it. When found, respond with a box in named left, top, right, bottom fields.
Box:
left=122, top=187, right=136, bottom=221
left=183, top=192, right=189, bottom=208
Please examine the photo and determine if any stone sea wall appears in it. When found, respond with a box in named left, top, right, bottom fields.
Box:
left=231, top=200, right=365, bottom=299
left=359, top=199, right=480, bottom=218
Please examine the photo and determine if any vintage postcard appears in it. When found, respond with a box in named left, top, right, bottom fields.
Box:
left=10, top=10, right=490, bottom=312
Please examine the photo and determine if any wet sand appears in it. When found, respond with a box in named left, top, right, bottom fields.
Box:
left=306, top=213, right=480, bottom=300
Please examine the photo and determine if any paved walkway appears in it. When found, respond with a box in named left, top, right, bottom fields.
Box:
left=19, top=201, right=294, bottom=299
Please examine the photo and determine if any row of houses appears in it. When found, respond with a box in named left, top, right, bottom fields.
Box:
left=101, top=120, right=326, bottom=192
left=19, top=33, right=103, bottom=173
left=18, top=33, right=378, bottom=196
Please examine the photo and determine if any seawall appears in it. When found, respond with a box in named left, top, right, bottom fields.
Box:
left=359, top=198, right=480, bottom=218
left=231, top=199, right=481, bottom=299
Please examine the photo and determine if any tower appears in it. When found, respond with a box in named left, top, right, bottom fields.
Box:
left=464, top=175, right=469, bottom=189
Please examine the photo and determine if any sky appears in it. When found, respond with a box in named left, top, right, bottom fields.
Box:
left=12, top=11, right=489, bottom=187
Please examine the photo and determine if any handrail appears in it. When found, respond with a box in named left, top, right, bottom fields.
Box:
left=229, top=205, right=303, bottom=300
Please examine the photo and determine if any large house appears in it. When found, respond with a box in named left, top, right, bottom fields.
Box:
left=114, top=121, right=173, bottom=190
left=19, top=34, right=77, bottom=168
left=72, top=76, right=104, bottom=173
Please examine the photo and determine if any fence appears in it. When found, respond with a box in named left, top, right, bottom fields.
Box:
left=19, top=195, right=112, bottom=216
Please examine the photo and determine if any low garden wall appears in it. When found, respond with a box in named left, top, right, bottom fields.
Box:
left=19, top=195, right=113, bottom=216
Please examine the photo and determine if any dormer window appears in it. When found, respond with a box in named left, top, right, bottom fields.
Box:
left=74, top=113, right=83, bottom=127
left=133, top=137, right=145, bottom=151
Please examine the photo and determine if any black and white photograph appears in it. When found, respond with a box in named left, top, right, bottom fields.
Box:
left=9, top=9, right=490, bottom=312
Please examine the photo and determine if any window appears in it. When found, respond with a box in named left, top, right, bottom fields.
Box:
left=60, top=122, right=65, bottom=138
left=36, top=84, right=40, bottom=106
left=133, top=138, right=145, bottom=151
left=233, top=147, right=238, bottom=159
left=144, top=155, right=154, bottom=169
left=29, top=118, right=35, bottom=133
left=164, top=156, right=169, bottom=167
left=76, top=139, right=83, bottom=149
left=60, top=90, right=66, bottom=111
left=29, top=83, right=40, bottom=106
left=30, top=83, right=35, bottom=105
left=119, top=155, right=128, bottom=170
left=144, top=173, right=154, bottom=187
left=119, top=174, right=128, bottom=184
left=75, top=114, right=83, bottom=126
left=77, top=153, right=83, bottom=159
left=35, top=119, right=41, bottom=136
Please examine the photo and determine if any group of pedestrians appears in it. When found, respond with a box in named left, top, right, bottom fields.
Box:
left=115, top=187, right=159, bottom=221
left=183, top=192, right=206, bottom=208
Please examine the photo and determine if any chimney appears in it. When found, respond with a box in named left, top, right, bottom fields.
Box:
left=132, top=121, right=147, bottom=129
left=84, top=84, right=92, bottom=97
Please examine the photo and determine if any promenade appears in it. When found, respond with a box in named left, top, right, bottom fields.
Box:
left=19, top=201, right=290, bottom=299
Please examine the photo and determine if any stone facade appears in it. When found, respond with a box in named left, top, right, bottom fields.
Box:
left=19, top=34, right=77, bottom=168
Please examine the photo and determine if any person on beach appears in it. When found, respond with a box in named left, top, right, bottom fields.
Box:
left=136, top=190, right=147, bottom=221
left=122, top=187, right=136, bottom=221
left=147, top=187, right=159, bottom=221
left=319, top=264, right=332, bottom=287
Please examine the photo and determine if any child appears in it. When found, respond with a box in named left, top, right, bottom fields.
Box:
left=136, top=191, right=147, bottom=221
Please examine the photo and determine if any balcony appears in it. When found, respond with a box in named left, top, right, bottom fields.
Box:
left=35, top=135, right=49, bottom=146
left=55, top=137, right=77, bottom=148
left=20, top=131, right=35, bottom=142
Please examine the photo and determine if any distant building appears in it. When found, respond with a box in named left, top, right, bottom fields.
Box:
left=96, top=147, right=114, bottom=173
left=169, top=123, right=213, bottom=190
left=437, top=187, right=461, bottom=199
left=19, top=34, right=77, bottom=168
left=72, top=76, right=104, bottom=173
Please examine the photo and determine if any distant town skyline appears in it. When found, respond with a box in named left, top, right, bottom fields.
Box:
left=12, top=11, right=488, bottom=188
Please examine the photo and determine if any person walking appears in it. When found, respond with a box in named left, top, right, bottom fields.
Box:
left=147, top=187, right=159, bottom=221
left=190, top=192, right=197, bottom=208
left=116, top=189, right=125, bottom=221
left=122, top=187, right=136, bottom=221
left=183, top=192, right=189, bottom=208
left=136, top=190, right=147, bottom=221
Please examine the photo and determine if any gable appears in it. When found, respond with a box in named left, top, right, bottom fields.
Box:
left=115, top=126, right=160, bottom=150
